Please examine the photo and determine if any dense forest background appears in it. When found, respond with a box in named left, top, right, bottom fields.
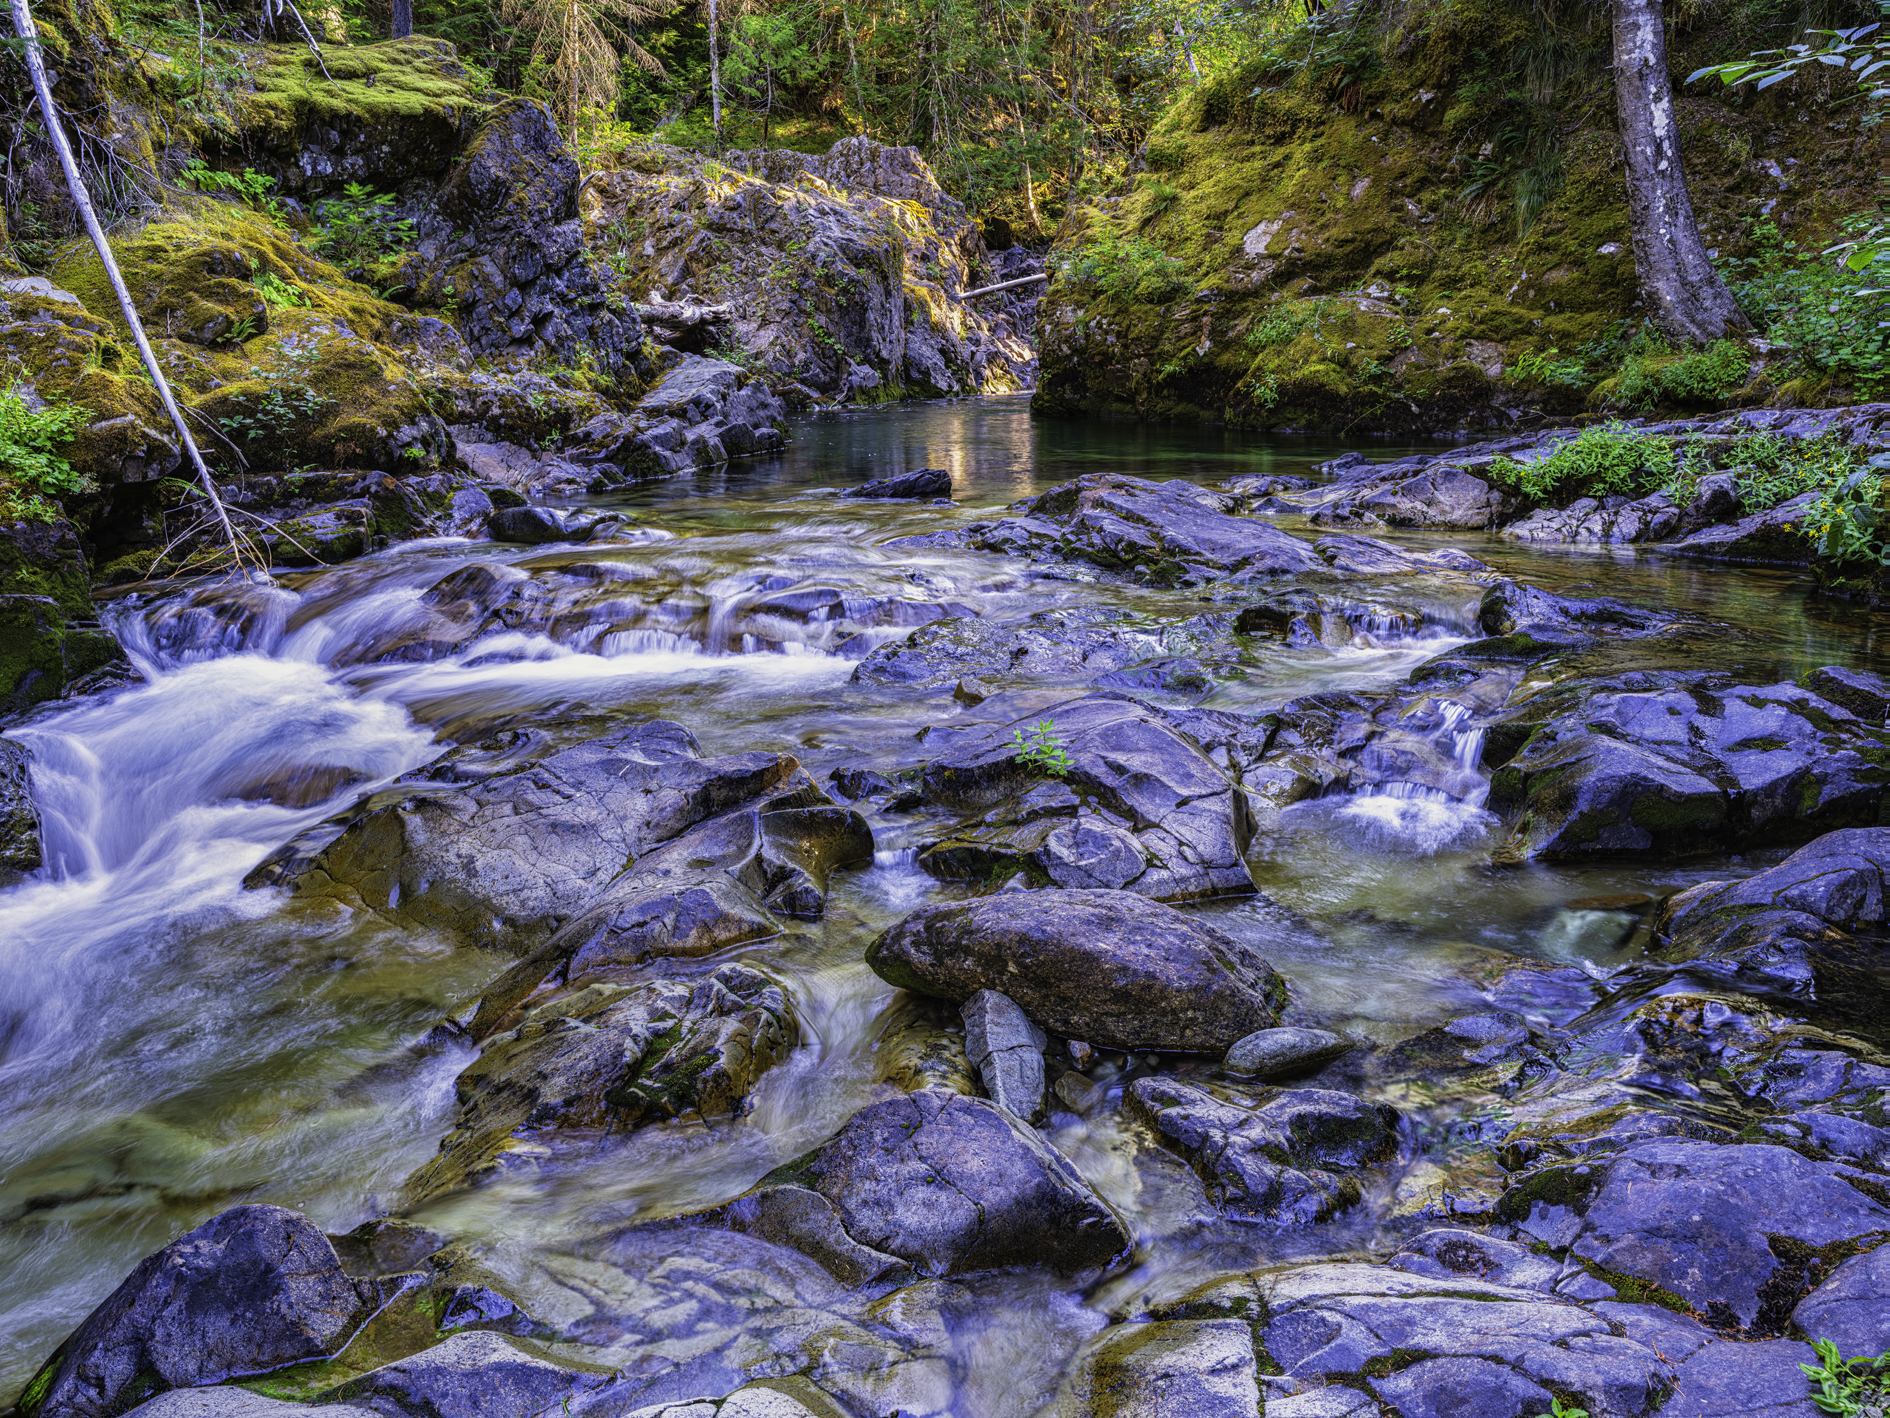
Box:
left=108, top=0, right=1883, bottom=246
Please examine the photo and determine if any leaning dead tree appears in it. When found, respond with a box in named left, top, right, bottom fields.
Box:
left=8, top=0, right=259, bottom=577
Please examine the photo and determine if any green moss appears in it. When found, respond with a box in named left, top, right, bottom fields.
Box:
left=239, top=39, right=484, bottom=139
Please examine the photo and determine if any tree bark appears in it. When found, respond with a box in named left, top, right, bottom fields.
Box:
left=707, top=0, right=722, bottom=153
left=1612, top=0, right=1747, bottom=344
left=391, top=0, right=412, bottom=38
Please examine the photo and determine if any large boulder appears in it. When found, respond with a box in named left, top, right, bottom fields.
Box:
left=405, top=963, right=798, bottom=1204
left=1656, top=827, right=1890, bottom=966
left=1127, top=1078, right=1399, bottom=1224
left=866, top=889, right=1289, bottom=1052
left=1489, top=680, right=1890, bottom=862
left=1790, top=1244, right=1890, bottom=1360
left=910, top=694, right=1258, bottom=902
left=735, top=1089, right=1129, bottom=1278
left=14, top=1206, right=369, bottom=1418
left=1041, top=1320, right=1266, bottom=1418
left=246, top=720, right=802, bottom=952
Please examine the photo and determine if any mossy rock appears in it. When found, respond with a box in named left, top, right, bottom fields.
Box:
left=222, top=40, right=487, bottom=195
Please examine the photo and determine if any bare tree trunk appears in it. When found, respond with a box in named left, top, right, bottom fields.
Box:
left=391, top=0, right=412, bottom=37
left=707, top=0, right=722, bottom=152
left=1612, top=0, right=1746, bottom=344
left=8, top=0, right=255, bottom=576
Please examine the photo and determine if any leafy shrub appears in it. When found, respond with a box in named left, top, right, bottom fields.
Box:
left=1487, top=422, right=1675, bottom=504
left=1723, top=432, right=1864, bottom=514
left=1056, top=228, right=1192, bottom=304
left=1247, top=299, right=1332, bottom=350
left=312, top=183, right=417, bottom=274
left=254, top=270, right=306, bottom=309
left=1613, top=339, right=1749, bottom=408
left=1723, top=220, right=1890, bottom=395
left=1505, top=347, right=1589, bottom=390
left=0, top=382, right=92, bottom=522
left=181, top=159, right=281, bottom=216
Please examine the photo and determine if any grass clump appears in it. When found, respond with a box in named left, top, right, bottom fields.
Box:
left=0, top=382, right=91, bottom=522
left=1488, top=422, right=1675, bottom=503
left=1613, top=338, right=1749, bottom=408
left=1056, top=228, right=1193, bottom=305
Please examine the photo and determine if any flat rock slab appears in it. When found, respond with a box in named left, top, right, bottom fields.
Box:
left=762, top=1089, right=1130, bottom=1276
left=1042, top=1320, right=1263, bottom=1418
left=1507, top=1140, right=1890, bottom=1331
left=322, top=1331, right=613, bottom=1418
left=1660, top=1338, right=1824, bottom=1417
left=867, top=888, right=1288, bottom=1052
left=122, top=1395, right=380, bottom=1418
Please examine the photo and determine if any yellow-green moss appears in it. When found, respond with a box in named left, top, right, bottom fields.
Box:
left=237, top=39, right=484, bottom=138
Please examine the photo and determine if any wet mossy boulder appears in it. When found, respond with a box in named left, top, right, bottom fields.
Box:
left=403, top=963, right=799, bottom=1205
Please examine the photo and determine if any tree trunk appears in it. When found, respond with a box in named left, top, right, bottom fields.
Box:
left=1612, top=0, right=1747, bottom=344
left=391, top=0, right=412, bottom=38
left=707, top=0, right=722, bottom=153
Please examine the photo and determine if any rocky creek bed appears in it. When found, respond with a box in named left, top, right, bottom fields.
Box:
left=3, top=398, right=1890, bottom=1418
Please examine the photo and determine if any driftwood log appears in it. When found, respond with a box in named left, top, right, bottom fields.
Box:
left=634, top=299, right=736, bottom=345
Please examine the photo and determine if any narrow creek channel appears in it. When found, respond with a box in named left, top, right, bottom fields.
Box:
left=2, top=394, right=1885, bottom=1413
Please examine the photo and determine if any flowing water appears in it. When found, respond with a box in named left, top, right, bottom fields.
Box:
left=2, top=394, right=1886, bottom=1411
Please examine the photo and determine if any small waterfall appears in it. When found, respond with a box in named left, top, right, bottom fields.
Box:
left=1327, top=701, right=1496, bottom=852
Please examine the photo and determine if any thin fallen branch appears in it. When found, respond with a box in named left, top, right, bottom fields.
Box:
left=9, top=0, right=262, bottom=580
left=961, top=272, right=1048, bottom=299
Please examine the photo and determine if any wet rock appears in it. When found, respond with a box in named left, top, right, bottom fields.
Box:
left=1223, top=1027, right=1350, bottom=1081
left=912, top=694, right=1258, bottom=902
left=1802, top=665, right=1890, bottom=724
left=1659, top=827, right=1890, bottom=953
left=1477, top=579, right=1679, bottom=639
left=1490, top=681, right=1890, bottom=863
left=1661, top=1338, right=1824, bottom=1417
left=873, top=998, right=979, bottom=1098
left=843, top=468, right=951, bottom=499
left=1502, top=492, right=1682, bottom=544
left=1178, top=1261, right=1672, bottom=1414
left=486, top=504, right=585, bottom=543
left=248, top=719, right=801, bottom=953
left=321, top=1330, right=614, bottom=1418
left=850, top=607, right=1156, bottom=691
left=1686, top=472, right=1740, bottom=527
left=0, top=739, right=41, bottom=887
left=1042, top=1319, right=1263, bottom=1418
left=961, top=989, right=1047, bottom=1122
left=955, top=474, right=1324, bottom=585
left=867, top=888, right=1288, bottom=1052
left=1387, top=1229, right=1564, bottom=1291
left=16, top=1204, right=370, bottom=1418
left=120, top=1395, right=379, bottom=1418
left=1790, top=1243, right=1890, bottom=1360
left=405, top=964, right=798, bottom=1204
left=1304, top=466, right=1508, bottom=530
left=745, top=1089, right=1130, bottom=1276
left=1670, top=492, right=1817, bottom=565
left=1310, top=532, right=1489, bottom=575
left=326, top=1219, right=448, bottom=1279
left=1127, top=1078, right=1398, bottom=1224
left=1502, top=1141, right=1890, bottom=1331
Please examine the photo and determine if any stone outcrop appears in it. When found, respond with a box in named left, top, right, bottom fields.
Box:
left=866, top=888, right=1289, bottom=1052
left=581, top=138, right=1033, bottom=401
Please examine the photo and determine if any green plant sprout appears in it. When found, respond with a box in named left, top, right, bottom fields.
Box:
left=1801, top=1336, right=1890, bottom=1416
left=1012, top=719, right=1074, bottom=777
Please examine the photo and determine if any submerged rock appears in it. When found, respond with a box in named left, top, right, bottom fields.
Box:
left=843, top=468, right=951, bottom=499
left=867, top=888, right=1289, bottom=1052
left=1043, top=1320, right=1266, bottom=1418
left=1223, top=1027, right=1350, bottom=1081
left=736, top=1089, right=1130, bottom=1278
left=1127, top=1078, right=1400, bottom=1225
left=246, top=720, right=802, bottom=953
left=406, top=964, right=798, bottom=1204
left=15, top=1205, right=370, bottom=1418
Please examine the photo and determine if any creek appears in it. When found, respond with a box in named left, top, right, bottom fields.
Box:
left=1, top=394, right=1883, bottom=1413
